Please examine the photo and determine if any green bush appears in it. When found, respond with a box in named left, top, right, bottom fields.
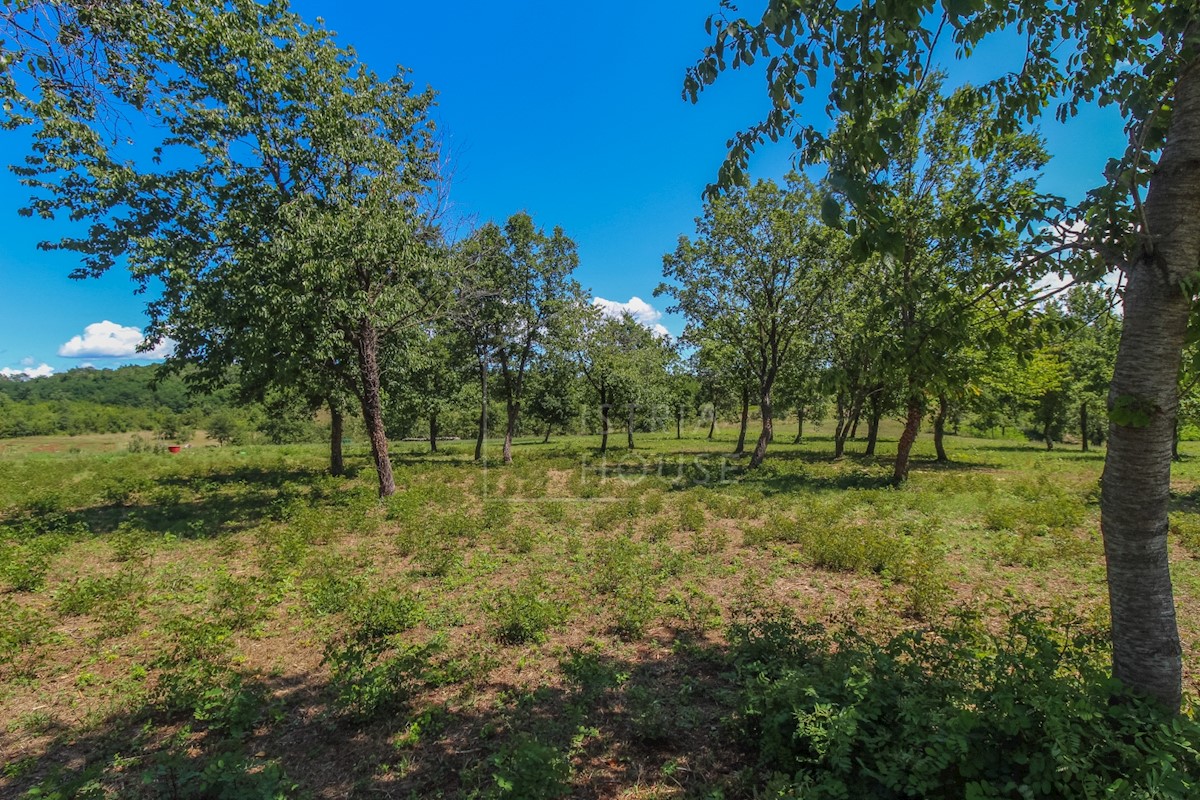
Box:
left=730, top=608, right=1200, bottom=799
left=324, top=636, right=440, bottom=719
left=0, top=598, right=51, bottom=665
left=774, top=515, right=910, bottom=575
left=678, top=502, right=706, bottom=533
left=55, top=568, right=147, bottom=617
left=1171, top=512, right=1200, bottom=557
left=486, top=734, right=572, bottom=799
left=491, top=582, right=565, bottom=644
left=321, top=588, right=434, bottom=719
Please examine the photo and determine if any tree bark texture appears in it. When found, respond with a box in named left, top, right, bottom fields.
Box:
left=934, top=393, right=948, bottom=463
left=833, top=394, right=848, bottom=458
left=1081, top=401, right=1090, bottom=452
left=1098, top=52, right=1200, bottom=713
left=475, top=362, right=488, bottom=462
left=503, top=401, right=518, bottom=464
left=600, top=394, right=611, bottom=454
left=892, top=394, right=922, bottom=486
left=750, top=389, right=773, bottom=468
left=329, top=401, right=344, bottom=477
left=430, top=412, right=438, bottom=454
left=354, top=319, right=395, bottom=498
left=626, top=403, right=636, bottom=450
left=865, top=394, right=883, bottom=457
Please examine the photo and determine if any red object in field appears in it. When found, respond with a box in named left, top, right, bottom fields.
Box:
left=168, top=445, right=181, bottom=453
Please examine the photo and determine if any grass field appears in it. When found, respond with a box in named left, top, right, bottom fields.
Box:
left=2, top=423, right=1199, bottom=798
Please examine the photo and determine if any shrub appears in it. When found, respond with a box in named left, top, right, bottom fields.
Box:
left=1171, top=512, right=1200, bottom=557
left=491, top=582, right=565, bottom=644
left=678, top=502, right=706, bottom=533
left=324, top=637, right=441, bottom=719
left=486, top=734, right=572, bottom=799
left=0, top=598, right=51, bottom=665
left=321, top=589, right=433, bottom=719
left=730, top=608, right=1200, bottom=799
left=55, top=568, right=147, bottom=617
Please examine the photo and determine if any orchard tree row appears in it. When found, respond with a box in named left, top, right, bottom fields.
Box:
left=4, top=0, right=1197, bottom=711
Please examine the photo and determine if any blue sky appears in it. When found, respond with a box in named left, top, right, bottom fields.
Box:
left=0, top=1, right=1128, bottom=378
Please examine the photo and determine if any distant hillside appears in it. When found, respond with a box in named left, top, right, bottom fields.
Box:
left=0, top=365, right=239, bottom=439
left=0, top=365, right=193, bottom=412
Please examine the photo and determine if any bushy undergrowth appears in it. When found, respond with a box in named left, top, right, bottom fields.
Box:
left=3, top=434, right=1199, bottom=798
left=731, top=608, right=1200, bottom=799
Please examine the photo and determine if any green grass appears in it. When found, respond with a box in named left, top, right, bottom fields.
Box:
left=0, top=425, right=1198, bottom=798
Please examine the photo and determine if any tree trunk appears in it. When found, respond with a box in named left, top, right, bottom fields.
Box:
left=750, top=389, right=773, bottom=468
left=1044, top=422, right=1054, bottom=451
left=734, top=386, right=749, bottom=455
left=1081, top=401, right=1090, bottom=452
left=626, top=402, right=636, bottom=450
left=865, top=406, right=882, bottom=457
left=543, top=424, right=552, bottom=444
left=503, top=400, right=518, bottom=465
left=794, top=408, right=804, bottom=444
left=1098, top=50, right=1200, bottom=713
left=848, top=411, right=861, bottom=440
left=892, top=394, right=922, bottom=486
left=934, top=392, right=948, bottom=463
left=430, top=412, right=438, bottom=454
left=474, top=362, right=488, bottom=462
left=329, top=401, right=344, bottom=477
left=833, top=393, right=848, bottom=458
left=600, top=396, right=610, bottom=454
left=676, top=409, right=682, bottom=440
left=354, top=320, right=395, bottom=498
left=707, top=406, right=716, bottom=440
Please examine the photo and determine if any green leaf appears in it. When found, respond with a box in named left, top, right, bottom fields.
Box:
left=1110, top=394, right=1155, bottom=428
left=820, top=194, right=843, bottom=228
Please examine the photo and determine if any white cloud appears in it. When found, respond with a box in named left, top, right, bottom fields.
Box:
left=57, top=321, right=174, bottom=359
left=591, top=296, right=670, bottom=338
left=1, top=362, right=54, bottom=379
left=1031, top=219, right=1121, bottom=300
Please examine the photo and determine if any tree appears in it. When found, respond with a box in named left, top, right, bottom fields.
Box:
left=1062, top=285, right=1122, bottom=451
left=687, top=0, right=1197, bottom=710
left=577, top=311, right=674, bottom=454
left=659, top=175, right=840, bottom=468
left=13, top=1, right=448, bottom=498
left=389, top=325, right=472, bottom=453
left=691, top=336, right=755, bottom=449
left=826, top=81, right=1051, bottom=483
left=665, top=368, right=702, bottom=440
left=204, top=409, right=243, bottom=446
left=481, top=214, right=582, bottom=464
left=775, top=348, right=829, bottom=444
left=526, top=346, right=583, bottom=443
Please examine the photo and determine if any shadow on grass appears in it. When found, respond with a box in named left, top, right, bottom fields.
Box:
left=3, top=460, right=375, bottom=540
left=1, top=632, right=744, bottom=799
left=8, top=609, right=1191, bottom=800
